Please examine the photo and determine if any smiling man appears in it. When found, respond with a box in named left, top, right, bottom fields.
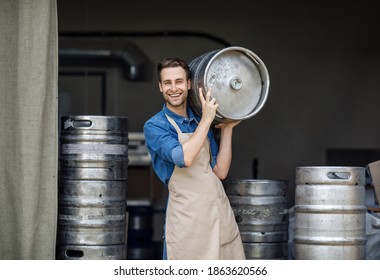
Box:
left=143, top=57, right=245, bottom=260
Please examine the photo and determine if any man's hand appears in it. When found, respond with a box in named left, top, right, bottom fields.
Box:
left=215, top=120, right=241, bottom=130
left=199, top=87, right=218, bottom=124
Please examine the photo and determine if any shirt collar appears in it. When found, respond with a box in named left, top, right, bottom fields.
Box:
left=162, top=104, right=198, bottom=124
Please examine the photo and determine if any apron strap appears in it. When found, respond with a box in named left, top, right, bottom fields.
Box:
left=165, top=114, right=213, bottom=165
left=165, top=114, right=182, bottom=135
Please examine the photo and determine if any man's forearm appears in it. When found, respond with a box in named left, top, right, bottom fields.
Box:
left=213, top=127, right=234, bottom=179
left=182, top=118, right=213, bottom=167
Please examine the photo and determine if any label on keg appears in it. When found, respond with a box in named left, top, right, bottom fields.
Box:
left=61, top=144, right=128, bottom=155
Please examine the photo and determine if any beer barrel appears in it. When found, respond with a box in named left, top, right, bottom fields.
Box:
left=224, top=179, right=289, bottom=259
left=57, top=115, right=128, bottom=260
left=189, top=46, right=269, bottom=123
left=295, top=166, right=367, bottom=260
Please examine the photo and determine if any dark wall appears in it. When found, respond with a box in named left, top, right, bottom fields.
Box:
left=57, top=0, right=380, bottom=205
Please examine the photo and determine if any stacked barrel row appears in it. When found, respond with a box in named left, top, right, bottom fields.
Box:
left=224, top=179, right=289, bottom=259
left=56, top=115, right=128, bottom=260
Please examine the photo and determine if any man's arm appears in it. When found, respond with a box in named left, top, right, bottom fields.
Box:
left=212, top=121, right=240, bottom=180
left=182, top=88, right=217, bottom=167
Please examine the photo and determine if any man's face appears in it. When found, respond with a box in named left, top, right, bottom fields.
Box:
left=159, top=67, right=191, bottom=110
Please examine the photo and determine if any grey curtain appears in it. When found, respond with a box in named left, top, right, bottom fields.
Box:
left=0, top=0, right=58, bottom=259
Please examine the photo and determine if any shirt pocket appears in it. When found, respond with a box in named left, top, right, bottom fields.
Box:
left=216, top=196, right=240, bottom=245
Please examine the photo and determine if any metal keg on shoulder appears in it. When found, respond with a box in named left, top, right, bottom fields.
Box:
left=57, top=115, right=128, bottom=260
left=224, top=179, right=289, bottom=259
left=295, top=166, right=366, bottom=260
left=189, top=46, right=269, bottom=124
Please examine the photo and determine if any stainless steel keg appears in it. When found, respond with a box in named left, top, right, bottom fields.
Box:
left=189, top=46, right=269, bottom=123
left=224, top=179, right=289, bottom=259
left=57, top=115, right=128, bottom=260
left=295, top=166, right=366, bottom=260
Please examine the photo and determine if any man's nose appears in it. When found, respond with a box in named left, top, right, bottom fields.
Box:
left=170, top=83, right=177, bottom=91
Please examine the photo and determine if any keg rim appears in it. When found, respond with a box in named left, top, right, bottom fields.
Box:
left=295, top=166, right=366, bottom=185
left=60, top=115, right=129, bottom=132
left=224, top=178, right=288, bottom=196
left=225, top=178, right=288, bottom=184
left=61, top=115, right=129, bottom=120
left=296, top=165, right=366, bottom=170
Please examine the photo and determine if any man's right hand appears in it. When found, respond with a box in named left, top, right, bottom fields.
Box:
left=199, top=87, right=218, bottom=124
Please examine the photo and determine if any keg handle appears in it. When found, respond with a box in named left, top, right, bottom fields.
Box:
left=72, top=119, right=92, bottom=128
left=327, top=172, right=351, bottom=180
left=63, top=118, right=93, bottom=129
left=65, top=249, right=84, bottom=259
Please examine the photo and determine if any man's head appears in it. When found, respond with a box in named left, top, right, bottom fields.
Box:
left=157, top=58, right=191, bottom=114
left=157, top=58, right=190, bottom=82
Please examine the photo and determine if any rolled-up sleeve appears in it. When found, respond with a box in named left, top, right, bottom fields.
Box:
left=172, top=145, right=185, bottom=167
left=144, top=118, right=184, bottom=167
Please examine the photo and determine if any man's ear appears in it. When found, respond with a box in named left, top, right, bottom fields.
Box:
left=159, top=82, right=163, bottom=92
left=187, top=79, right=191, bottom=90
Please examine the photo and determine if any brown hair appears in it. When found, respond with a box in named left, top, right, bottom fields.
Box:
left=157, top=58, right=190, bottom=82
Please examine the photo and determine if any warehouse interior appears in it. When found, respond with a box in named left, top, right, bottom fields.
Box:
left=1, top=0, right=380, bottom=260
left=57, top=0, right=380, bottom=197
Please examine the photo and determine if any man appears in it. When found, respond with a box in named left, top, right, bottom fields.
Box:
left=143, top=57, right=245, bottom=260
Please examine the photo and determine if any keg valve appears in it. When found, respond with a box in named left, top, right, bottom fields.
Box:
left=229, top=76, right=243, bottom=91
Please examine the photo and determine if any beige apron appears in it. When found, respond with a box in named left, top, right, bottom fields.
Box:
left=165, top=115, right=246, bottom=260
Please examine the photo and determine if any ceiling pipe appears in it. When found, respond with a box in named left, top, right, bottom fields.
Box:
left=59, top=43, right=153, bottom=81
left=59, top=30, right=232, bottom=47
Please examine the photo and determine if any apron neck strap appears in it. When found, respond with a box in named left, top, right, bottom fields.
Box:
left=165, top=114, right=182, bottom=134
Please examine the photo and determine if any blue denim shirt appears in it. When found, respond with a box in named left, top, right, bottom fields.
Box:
left=143, top=104, right=218, bottom=186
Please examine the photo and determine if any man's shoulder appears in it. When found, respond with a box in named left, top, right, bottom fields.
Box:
left=145, top=109, right=166, bottom=122
left=144, top=110, right=169, bottom=130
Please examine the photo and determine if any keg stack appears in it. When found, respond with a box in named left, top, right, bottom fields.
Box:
left=56, top=115, right=129, bottom=260
left=295, top=166, right=367, bottom=260
left=224, top=179, right=289, bottom=259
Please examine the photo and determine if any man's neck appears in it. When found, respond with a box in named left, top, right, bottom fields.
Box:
left=167, top=103, right=188, bottom=118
